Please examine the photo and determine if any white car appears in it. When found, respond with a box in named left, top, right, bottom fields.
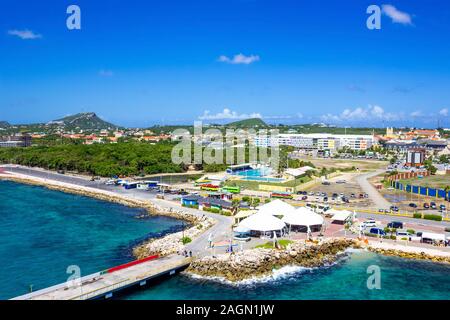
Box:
left=362, top=219, right=377, bottom=228
left=105, top=179, right=116, bottom=185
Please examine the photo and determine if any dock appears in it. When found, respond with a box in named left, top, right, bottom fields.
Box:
left=12, top=255, right=191, bottom=300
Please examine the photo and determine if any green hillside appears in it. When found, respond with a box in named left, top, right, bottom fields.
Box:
left=226, top=118, right=267, bottom=128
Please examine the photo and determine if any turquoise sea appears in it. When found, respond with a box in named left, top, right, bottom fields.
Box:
left=0, top=180, right=184, bottom=299
left=0, top=180, right=449, bottom=300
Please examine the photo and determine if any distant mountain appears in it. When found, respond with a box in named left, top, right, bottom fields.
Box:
left=225, top=118, right=267, bottom=128
left=49, top=112, right=118, bottom=130
left=0, top=121, right=11, bottom=129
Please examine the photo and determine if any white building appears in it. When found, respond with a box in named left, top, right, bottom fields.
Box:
left=253, top=133, right=375, bottom=151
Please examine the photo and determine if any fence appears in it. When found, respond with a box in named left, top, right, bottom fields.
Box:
left=390, top=180, right=450, bottom=200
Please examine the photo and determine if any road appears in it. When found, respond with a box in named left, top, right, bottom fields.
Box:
left=355, top=169, right=391, bottom=210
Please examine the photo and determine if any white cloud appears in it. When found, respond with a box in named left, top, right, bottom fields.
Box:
left=7, top=29, right=42, bottom=40
left=98, top=70, right=114, bottom=77
left=218, top=53, right=260, bottom=65
left=320, top=105, right=401, bottom=123
left=199, top=108, right=262, bottom=120
left=382, top=5, right=413, bottom=25
left=439, top=108, right=449, bottom=116
left=410, top=110, right=422, bottom=117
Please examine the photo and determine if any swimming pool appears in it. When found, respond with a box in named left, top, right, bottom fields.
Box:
left=240, top=176, right=285, bottom=182
left=236, top=168, right=271, bottom=177
left=235, top=168, right=285, bottom=182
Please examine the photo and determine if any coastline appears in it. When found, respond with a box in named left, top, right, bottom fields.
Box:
left=0, top=171, right=216, bottom=258
left=1, top=167, right=449, bottom=285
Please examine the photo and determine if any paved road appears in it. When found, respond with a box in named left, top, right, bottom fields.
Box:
left=355, top=169, right=391, bottom=210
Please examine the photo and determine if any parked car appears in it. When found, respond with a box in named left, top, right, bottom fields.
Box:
left=423, top=203, right=430, bottom=209
left=336, top=180, right=346, bottom=184
left=409, top=203, right=417, bottom=208
left=301, top=196, right=308, bottom=200
left=430, top=202, right=437, bottom=209
left=363, top=219, right=377, bottom=228
left=322, top=181, right=331, bottom=185
left=390, top=206, right=399, bottom=212
left=439, top=204, right=446, bottom=211
left=396, top=230, right=410, bottom=239
left=387, top=221, right=403, bottom=229
left=369, top=228, right=386, bottom=236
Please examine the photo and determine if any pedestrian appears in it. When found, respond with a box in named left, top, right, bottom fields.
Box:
left=189, top=250, right=192, bottom=257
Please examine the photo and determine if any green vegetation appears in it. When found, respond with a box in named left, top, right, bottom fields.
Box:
left=255, top=239, right=293, bottom=249
left=53, top=112, right=118, bottom=130
left=413, top=213, right=443, bottom=221
left=225, top=118, right=268, bottom=128
left=399, top=175, right=450, bottom=189
left=0, top=141, right=185, bottom=177
left=423, top=214, right=443, bottom=221
left=181, top=237, right=192, bottom=245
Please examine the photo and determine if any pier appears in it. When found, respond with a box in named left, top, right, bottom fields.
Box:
left=12, top=254, right=191, bottom=300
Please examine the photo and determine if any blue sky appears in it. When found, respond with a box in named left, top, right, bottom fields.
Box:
left=1, top=0, right=450, bottom=128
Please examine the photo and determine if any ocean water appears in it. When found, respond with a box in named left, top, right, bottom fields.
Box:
left=124, top=251, right=450, bottom=300
left=1, top=180, right=449, bottom=300
left=0, top=180, right=184, bottom=299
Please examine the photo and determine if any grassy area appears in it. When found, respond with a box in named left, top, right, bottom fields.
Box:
left=308, top=158, right=387, bottom=171
left=226, top=176, right=313, bottom=191
left=399, top=175, right=450, bottom=189
left=255, top=240, right=293, bottom=249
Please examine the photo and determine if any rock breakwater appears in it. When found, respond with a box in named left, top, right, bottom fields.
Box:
left=187, top=238, right=359, bottom=282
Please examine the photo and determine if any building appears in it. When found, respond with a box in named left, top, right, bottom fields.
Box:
left=406, top=149, right=426, bottom=167
left=0, top=134, right=32, bottom=148
left=253, top=133, right=375, bottom=151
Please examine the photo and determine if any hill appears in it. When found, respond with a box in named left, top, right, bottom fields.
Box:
left=0, top=121, right=11, bottom=129
left=225, top=118, right=267, bottom=128
left=49, top=112, right=118, bottom=130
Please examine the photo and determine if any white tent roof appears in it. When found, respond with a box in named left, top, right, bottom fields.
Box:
left=257, top=199, right=296, bottom=216
left=331, top=210, right=352, bottom=221
left=238, top=213, right=286, bottom=232
left=233, top=225, right=251, bottom=233
left=282, top=207, right=324, bottom=226
left=421, top=232, right=446, bottom=241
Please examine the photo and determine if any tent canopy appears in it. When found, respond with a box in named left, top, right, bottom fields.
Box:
left=234, top=210, right=257, bottom=219
left=331, top=210, right=352, bottom=222
left=257, top=199, right=296, bottom=216
left=282, top=207, right=324, bottom=226
left=233, top=225, right=251, bottom=233
left=238, top=213, right=286, bottom=232
left=421, top=232, right=446, bottom=241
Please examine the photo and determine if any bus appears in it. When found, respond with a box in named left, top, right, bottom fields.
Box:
left=195, top=179, right=211, bottom=186
left=221, top=186, right=240, bottom=194
left=200, top=184, right=220, bottom=192
left=270, top=192, right=293, bottom=199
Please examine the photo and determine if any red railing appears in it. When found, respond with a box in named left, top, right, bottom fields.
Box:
left=106, top=255, right=159, bottom=274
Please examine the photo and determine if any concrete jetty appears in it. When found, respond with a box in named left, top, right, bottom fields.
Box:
left=12, top=255, right=191, bottom=300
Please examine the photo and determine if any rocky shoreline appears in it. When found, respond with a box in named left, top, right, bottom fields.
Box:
left=368, top=246, right=450, bottom=264
left=187, top=238, right=359, bottom=282
left=0, top=173, right=215, bottom=259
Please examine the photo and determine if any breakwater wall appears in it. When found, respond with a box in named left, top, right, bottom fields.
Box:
left=187, top=239, right=359, bottom=282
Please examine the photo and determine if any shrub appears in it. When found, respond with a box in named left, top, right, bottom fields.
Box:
left=423, top=214, right=443, bottom=221
left=181, top=236, right=192, bottom=245
left=413, top=213, right=422, bottom=219
left=406, top=229, right=415, bottom=234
